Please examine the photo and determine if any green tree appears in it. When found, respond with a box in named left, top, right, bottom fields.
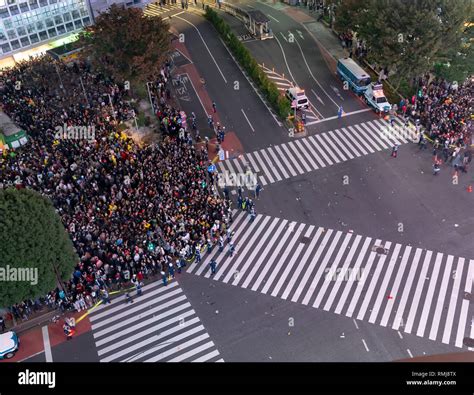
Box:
left=335, top=0, right=473, bottom=89
left=78, top=4, right=170, bottom=83
left=0, top=188, right=78, bottom=306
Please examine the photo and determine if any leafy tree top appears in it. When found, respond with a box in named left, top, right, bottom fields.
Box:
left=0, top=188, right=78, bottom=306
left=78, top=4, right=171, bottom=83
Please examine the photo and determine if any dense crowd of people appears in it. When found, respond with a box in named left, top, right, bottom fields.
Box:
left=0, top=56, right=232, bottom=324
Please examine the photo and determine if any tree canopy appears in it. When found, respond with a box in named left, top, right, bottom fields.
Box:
left=0, top=188, right=78, bottom=306
left=78, top=4, right=171, bottom=83
left=334, top=0, right=473, bottom=87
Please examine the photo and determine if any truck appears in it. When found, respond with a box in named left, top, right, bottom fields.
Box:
left=363, top=82, right=391, bottom=114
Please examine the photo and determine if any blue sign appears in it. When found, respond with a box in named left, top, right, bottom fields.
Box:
left=207, top=164, right=217, bottom=173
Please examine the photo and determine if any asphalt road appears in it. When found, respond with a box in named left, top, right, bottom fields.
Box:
left=170, top=11, right=290, bottom=151
left=20, top=3, right=472, bottom=364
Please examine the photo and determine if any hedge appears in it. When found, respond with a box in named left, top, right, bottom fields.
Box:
left=205, top=7, right=291, bottom=119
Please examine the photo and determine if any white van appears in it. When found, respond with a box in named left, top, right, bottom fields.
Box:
left=286, top=87, right=309, bottom=110
left=0, top=331, right=19, bottom=359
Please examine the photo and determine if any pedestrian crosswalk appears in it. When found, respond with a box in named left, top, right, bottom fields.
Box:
left=144, top=2, right=184, bottom=18
left=217, top=118, right=418, bottom=187
left=187, top=210, right=474, bottom=349
left=89, top=281, right=224, bottom=362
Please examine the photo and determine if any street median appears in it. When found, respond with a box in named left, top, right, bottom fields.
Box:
left=204, top=6, right=291, bottom=120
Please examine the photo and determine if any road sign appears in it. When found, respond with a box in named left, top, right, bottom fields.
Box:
left=207, top=164, right=217, bottom=173
left=218, top=149, right=225, bottom=161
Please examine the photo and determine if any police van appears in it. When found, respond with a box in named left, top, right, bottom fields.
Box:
left=363, top=82, right=391, bottom=113
left=0, top=331, right=19, bottom=359
left=286, top=87, right=309, bottom=110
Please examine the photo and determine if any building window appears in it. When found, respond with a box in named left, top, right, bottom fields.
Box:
left=47, top=26, right=56, bottom=36
left=29, top=33, right=38, bottom=42
left=10, top=39, right=20, bottom=49
left=62, top=11, right=70, bottom=21
left=65, top=21, right=72, bottom=31
left=16, top=26, right=25, bottom=35
left=38, top=29, right=46, bottom=39
left=8, top=5, right=19, bottom=14
left=6, top=28, right=15, bottom=38
left=70, top=9, right=78, bottom=18
left=20, top=35, right=29, bottom=46
left=73, top=18, right=81, bottom=29
left=82, top=16, right=89, bottom=24
left=36, top=20, right=43, bottom=29
left=54, top=14, right=61, bottom=23
left=56, top=23, right=64, bottom=34
left=0, top=8, right=9, bottom=18
left=3, top=18, right=12, bottom=28
left=0, top=29, right=6, bottom=41
left=28, top=0, right=37, bottom=8
left=7, top=0, right=15, bottom=4
left=19, top=2, right=28, bottom=11
left=45, top=16, right=53, bottom=27
left=2, top=42, right=11, bottom=52
left=38, top=0, right=47, bottom=6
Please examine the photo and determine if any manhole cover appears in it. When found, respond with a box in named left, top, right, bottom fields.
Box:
left=300, top=237, right=311, bottom=244
left=372, top=245, right=388, bottom=254
left=463, top=292, right=473, bottom=302
left=463, top=337, right=474, bottom=347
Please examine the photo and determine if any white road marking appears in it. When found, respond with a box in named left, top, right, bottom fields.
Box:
left=305, top=108, right=373, bottom=125
left=268, top=14, right=279, bottom=22
left=407, top=348, right=414, bottom=358
left=353, top=319, right=359, bottom=330
left=274, top=35, right=297, bottom=85
left=311, top=89, right=325, bottom=105
left=362, top=339, right=370, bottom=352
left=241, top=108, right=255, bottom=132
left=42, top=326, right=53, bottom=362
left=175, top=15, right=227, bottom=83
left=293, top=36, right=340, bottom=109
left=398, top=331, right=403, bottom=339
left=182, top=72, right=208, bottom=117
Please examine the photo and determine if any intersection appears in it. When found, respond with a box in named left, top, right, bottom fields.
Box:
left=9, top=0, right=473, bottom=364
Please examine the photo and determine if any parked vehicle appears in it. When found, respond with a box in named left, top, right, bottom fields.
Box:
left=0, top=331, right=19, bottom=359
left=337, top=58, right=371, bottom=94
left=286, top=87, right=309, bottom=110
left=364, top=82, right=391, bottom=113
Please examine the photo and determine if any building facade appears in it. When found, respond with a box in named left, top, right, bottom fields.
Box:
left=0, top=0, right=93, bottom=58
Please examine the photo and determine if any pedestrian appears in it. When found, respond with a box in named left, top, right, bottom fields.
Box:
left=224, top=186, right=230, bottom=200
left=101, top=289, right=111, bottom=305
left=195, top=245, right=202, bottom=263
left=255, top=183, right=263, bottom=199
left=218, top=235, right=224, bottom=252
left=250, top=207, right=256, bottom=222
left=237, top=194, right=243, bottom=209
left=433, top=161, right=441, bottom=175
left=237, top=186, right=243, bottom=198
left=136, top=283, right=143, bottom=297
left=228, top=242, right=235, bottom=257
left=0, top=315, right=6, bottom=332
left=212, top=101, right=217, bottom=113
left=210, top=259, right=217, bottom=275
left=301, top=112, right=306, bottom=124
left=338, top=106, right=343, bottom=119
left=226, top=229, right=233, bottom=243
left=125, top=292, right=134, bottom=304
left=168, top=262, right=175, bottom=278
left=63, top=323, right=73, bottom=341
left=161, top=271, right=168, bottom=286
left=207, top=239, right=213, bottom=253
left=391, top=144, right=398, bottom=158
